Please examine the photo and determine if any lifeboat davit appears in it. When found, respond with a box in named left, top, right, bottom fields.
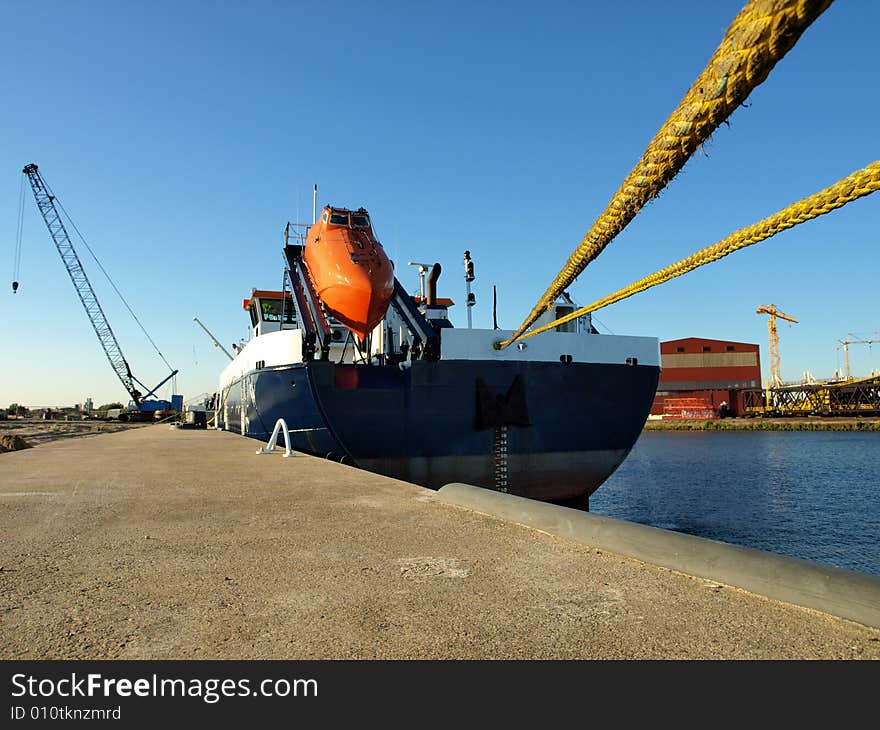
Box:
left=304, top=206, right=395, bottom=342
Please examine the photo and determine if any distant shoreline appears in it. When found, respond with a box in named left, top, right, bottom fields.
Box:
left=644, top=418, right=880, bottom=431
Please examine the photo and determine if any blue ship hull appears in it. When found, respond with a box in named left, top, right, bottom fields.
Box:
left=219, top=359, right=659, bottom=505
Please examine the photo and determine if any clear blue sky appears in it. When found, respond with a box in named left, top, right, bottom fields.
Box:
left=3, top=0, right=878, bottom=407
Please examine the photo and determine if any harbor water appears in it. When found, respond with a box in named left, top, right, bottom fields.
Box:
left=591, top=430, right=880, bottom=577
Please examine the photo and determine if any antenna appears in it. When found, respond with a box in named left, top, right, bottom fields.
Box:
left=312, top=184, right=318, bottom=224
left=463, top=250, right=475, bottom=329
left=407, top=261, right=431, bottom=300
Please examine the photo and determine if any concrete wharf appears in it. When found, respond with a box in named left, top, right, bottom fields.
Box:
left=2, top=425, right=878, bottom=659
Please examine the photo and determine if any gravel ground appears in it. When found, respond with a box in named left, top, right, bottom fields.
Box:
left=0, top=418, right=149, bottom=448
left=1, top=425, right=878, bottom=659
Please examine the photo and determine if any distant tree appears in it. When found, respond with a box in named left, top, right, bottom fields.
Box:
left=7, top=403, right=29, bottom=417
left=97, top=402, right=124, bottom=411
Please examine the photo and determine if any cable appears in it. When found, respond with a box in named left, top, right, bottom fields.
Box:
left=13, top=175, right=25, bottom=289
left=591, top=315, right=613, bottom=335
left=44, top=177, right=174, bottom=372
left=500, top=0, right=834, bottom=347
left=511, top=160, right=880, bottom=341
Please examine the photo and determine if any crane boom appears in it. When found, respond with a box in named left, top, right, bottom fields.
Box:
left=22, top=163, right=143, bottom=406
left=193, top=316, right=234, bottom=360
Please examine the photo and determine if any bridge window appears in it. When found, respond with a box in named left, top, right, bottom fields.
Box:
left=351, top=214, right=370, bottom=228
left=329, top=212, right=349, bottom=225
left=260, top=299, right=295, bottom=323
left=676, top=347, right=685, bottom=353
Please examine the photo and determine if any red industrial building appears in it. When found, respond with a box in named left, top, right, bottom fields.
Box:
left=651, top=337, right=762, bottom=419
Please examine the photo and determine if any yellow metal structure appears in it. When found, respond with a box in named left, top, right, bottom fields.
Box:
left=743, top=373, right=880, bottom=417
left=757, top=305, right=798, bottom=388
left=500, top=0, right=833, bottom=348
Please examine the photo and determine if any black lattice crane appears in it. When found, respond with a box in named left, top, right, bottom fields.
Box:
left=756, top=304, right=798, bottom=388
left=20, top=163, right=178, bottom=409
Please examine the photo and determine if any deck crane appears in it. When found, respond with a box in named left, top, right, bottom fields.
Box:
left=756, top=304, right=798, bottom=388
left=19, top=163, right=179, bottom=417
left=837, top=333, right=879, bottom=381
left=193, top=316, right=234, bottom=361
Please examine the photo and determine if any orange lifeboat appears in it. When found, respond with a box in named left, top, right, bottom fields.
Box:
left=304, top=206, right=395, bottom=342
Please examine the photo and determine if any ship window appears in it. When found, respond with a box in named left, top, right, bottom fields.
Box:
left=329, top=212, right=349, bottom=225
left=703, top=346, right=711, bottom=352
left=259, top=299, right=294, bottom=323
left=351, top=214, right=369, bottom=228
left=555, top=305, right=576, bottom=333
left=726, top=345, right=735, bottom=352
left=321, top=212, right=328, bottom=222
left=676, top=347, right=685, bottom=353
left=261, top=300, right=282, bottom=322
left=248, top=303, right=259, bottom=327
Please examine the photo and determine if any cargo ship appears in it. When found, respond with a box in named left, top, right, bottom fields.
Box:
left=215, top=204, right=660, bottom=507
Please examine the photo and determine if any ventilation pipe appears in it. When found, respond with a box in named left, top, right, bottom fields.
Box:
left=426, top=263, right=441, bottom=306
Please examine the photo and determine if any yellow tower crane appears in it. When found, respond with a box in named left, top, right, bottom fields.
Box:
left=756, top=304, right=798, bottom=389
left=837, top=333, right=879, bottom=380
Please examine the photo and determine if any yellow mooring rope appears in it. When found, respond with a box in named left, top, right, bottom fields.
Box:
left=511, top=161, right=880, bottom=341
left=499, top=0, right=834, bottom=349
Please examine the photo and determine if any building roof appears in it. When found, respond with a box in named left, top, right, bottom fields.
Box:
left=662, top=337, right=759, bottom=349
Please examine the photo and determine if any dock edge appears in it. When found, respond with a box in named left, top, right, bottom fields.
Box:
left=437, top=483, right=880, bottom=629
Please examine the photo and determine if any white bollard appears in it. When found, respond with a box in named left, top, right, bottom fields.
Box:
left=256, top=418, right=294, bottom=458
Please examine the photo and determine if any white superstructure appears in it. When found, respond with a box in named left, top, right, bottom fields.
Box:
left=219, top=289, right=659, bottom=391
